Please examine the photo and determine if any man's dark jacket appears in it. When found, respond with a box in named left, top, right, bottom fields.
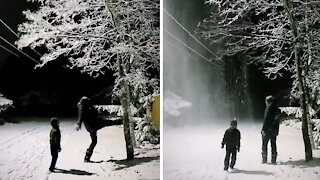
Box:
left=77, top=103, right=99, bottom=132
left=262, top=102, right=280, bottom=136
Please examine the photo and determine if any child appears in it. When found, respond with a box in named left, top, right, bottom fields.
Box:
left=221, top=120, right=241, bottom=171
left=49, top=117, right=61, bottom=172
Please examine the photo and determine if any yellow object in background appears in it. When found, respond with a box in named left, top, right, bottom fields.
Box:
left=151, top=95, right=160, bottom=127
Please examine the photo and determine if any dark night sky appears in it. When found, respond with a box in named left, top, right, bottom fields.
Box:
left=0, top=1, right=29, bottom=61
left=0, top=1, right=115, bottom=117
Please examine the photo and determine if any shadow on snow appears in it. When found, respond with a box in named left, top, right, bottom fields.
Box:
left=54, top=168, right=95, bottom=176
left=279, top=158, right=320, bottom=168
left=230, top=168, right=273, bottom=175
left=108, top=156, right=160, bottom=171
left=85, top=160, right=104, bottom=163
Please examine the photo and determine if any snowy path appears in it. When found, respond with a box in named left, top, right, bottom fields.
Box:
left=0, top=118, right=159, bottom=180
left=164, top=122, right=320, bottom=180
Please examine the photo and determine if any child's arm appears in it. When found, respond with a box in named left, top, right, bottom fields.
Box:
left=51, top=130, right=61, bottom=150
left=58, top=129, right=61, bottom=151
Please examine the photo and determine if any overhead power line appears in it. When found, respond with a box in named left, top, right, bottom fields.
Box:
left=0, top=19, right=19, bottom=37
left=164, top=38, right=224, bottom=74
left=164, top=39, right=197, bottom=60
left=0, top=43, right=20, bottom=57
left=0, top=18, right=42, bottom=56
left=164, top=28, right=221, bottom=69
left=163, top=8, right=222, bottom=62
left=0, top=36, right=40, bottom=64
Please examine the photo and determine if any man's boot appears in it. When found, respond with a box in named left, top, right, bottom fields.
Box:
left=84, top=150, right=93, bottom=162
left=271, top=155, right=277, bottom=164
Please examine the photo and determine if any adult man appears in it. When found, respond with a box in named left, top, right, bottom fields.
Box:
left=76, top=96, right=122, bottom=162
left=261, top=95, right=280, bottom=164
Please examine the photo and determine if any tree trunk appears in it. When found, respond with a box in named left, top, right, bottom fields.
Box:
left=126, top=84, right=137, bottom=148
left=126, top=55, right=137, bottom=148
left=284, top=0, right=313, bottom=161
left=118, top=56, right=134, bottom=160
left=106, top=0, right=134, bottom=160
left=296, top=57, right=313, bottom=161
left=303, top=6, right=315, bottom=149
left=295, top=47, right=313, bottom=161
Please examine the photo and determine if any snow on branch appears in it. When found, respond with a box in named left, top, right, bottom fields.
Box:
left=17, top=0, right=159, bottom=74
left=200, top=0, right=320, bottom=84
left=279, top=106, right=316, bottom=118
left=95, top=105, right=138, bottom=117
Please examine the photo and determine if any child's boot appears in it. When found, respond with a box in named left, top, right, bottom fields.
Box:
left=262, top=154, right=267, bottom=164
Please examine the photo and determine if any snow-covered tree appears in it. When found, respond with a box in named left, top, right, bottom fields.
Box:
left=135, top=117, right=159, bottom=145
left=0, top=93, right=13, bottom=113
left=198, top=0, right=320, bottom=161
left=16, top=0, right=159, bottom=160
left=313, top=119, right=320, bottom=149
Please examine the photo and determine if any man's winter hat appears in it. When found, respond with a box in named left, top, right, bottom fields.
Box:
left=81, top=96, right=89, bottom=101
left=265, top=95, right=274, bottom=103
left=79, top=96, right=90, bottom=105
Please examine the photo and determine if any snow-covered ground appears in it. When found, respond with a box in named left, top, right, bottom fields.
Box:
left=164, top=121, right=320, bottom=180
left=0, top=117, right=159, bottom=180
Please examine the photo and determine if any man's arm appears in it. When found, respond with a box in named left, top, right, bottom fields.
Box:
left=76, top=104, right=83, bottom=130
left=221, top=130, right=227, bottom=148
left=275, top=108, right=281, bottom=135
left=237, top=130, right=241, bottom=152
